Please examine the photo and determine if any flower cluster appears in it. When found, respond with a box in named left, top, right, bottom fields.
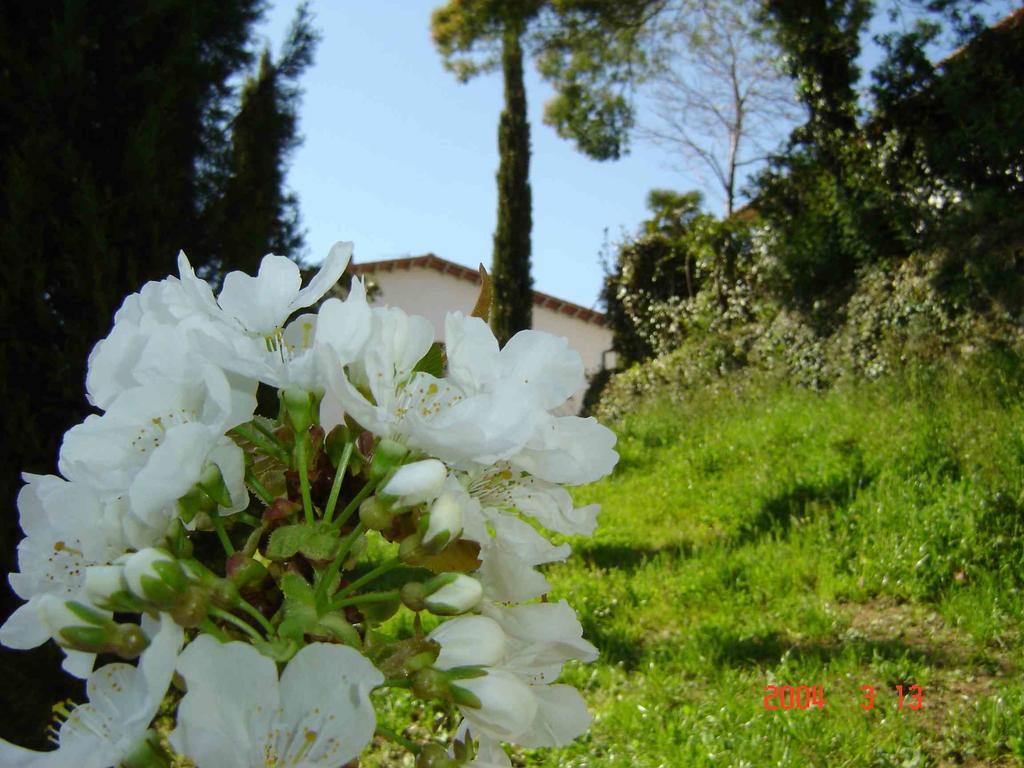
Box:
left=0, top=243, right=617, bottom=767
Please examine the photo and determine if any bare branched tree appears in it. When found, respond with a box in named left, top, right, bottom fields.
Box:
left=641, top=0, right=803, bottom=215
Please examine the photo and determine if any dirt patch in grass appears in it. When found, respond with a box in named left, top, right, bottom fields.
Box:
left=842, top=598, right=1015, bottom=765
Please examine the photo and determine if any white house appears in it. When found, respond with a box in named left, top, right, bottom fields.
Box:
left=349, top=254, right=613, bottom=412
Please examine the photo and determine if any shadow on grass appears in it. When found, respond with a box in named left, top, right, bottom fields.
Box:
left=573, top=540, right=697, bottom=573
left=688, top=626, right=955, bottom=671
left=730, top=470, right=875, bottom=548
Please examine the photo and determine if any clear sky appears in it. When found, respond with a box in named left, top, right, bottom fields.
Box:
left=254, top=1, right=1017, bottom=310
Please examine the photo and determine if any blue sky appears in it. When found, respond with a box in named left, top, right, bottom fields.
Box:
left=254, top=0, right=1017, bottom=310
left=255, top=1, right=692, bottom=309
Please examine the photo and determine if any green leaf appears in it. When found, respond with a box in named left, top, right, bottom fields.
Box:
left=265, top=522, right=340, bottom=562
left=413, top=342, right=446, bottom=378
left=278, top=572, right=319, bottom=642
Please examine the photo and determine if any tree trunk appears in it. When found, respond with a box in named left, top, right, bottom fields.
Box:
left=490, top=22, right=533, bottom=345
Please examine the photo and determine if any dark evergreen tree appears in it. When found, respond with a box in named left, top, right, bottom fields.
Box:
left=206, top=2, right=319, bottom=279
left=0, top=0, right=317, bottom=744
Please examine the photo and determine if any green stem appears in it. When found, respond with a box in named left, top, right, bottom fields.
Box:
left=233, top=424, right=289, bottom=464
left=323, top=442, right=354, bottom=524
left=235, top=512, right=262, bottom=528
left=334, top=557, right=401, bottom=602
left=296, top=436, right=315, bottom=525
left=315, top=521, right=365, bottom=606
left=332, top=589, right=400, bottom=610
left=375, top=724, right=420, bottom=754
left=330, top=479, right=377, bottom=531
left=236, top=598, right=275, bottom=636
left=209, top=508, right=234, bottom=555
left=209, top=607, right=263, bottom=642
left=379, top=678, right=413, bottom=689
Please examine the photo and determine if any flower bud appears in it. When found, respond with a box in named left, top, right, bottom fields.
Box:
left=83, top=564, right=128, bottom=605
left=416, top=743, right=458, bottom=768
left=411, top=667, right=450, bottom=701
left=382, top=460, right=446, bottom=507
left=60, top=620, right=148, bottom=659
left=452, top=669, right=537, bottom=739
left=424, top=574, right=482, bottom=616
left=226, top=553, right=269, bottom=590
left=428, top=616, right=506, bottom=669
left=421, top=492, right=463, bottom=552
left=124, top=548, right=186, bottom=607
left=359, top=496, right=395, bottom=531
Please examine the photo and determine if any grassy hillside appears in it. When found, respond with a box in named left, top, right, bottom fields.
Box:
left=533, top=357, right=1024, bottom=766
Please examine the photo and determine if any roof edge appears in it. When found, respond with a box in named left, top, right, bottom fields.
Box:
left=350, top=254, right=606, bottom=327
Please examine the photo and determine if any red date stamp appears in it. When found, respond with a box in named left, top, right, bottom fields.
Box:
left=762, top=684, right=924, bottom=711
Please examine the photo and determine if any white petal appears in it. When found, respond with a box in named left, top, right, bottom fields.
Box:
left=507, top=478, right=600, bottom=536
left=128, top=422, right=212, bottom=525
left=315, top=278, right=372, bottom=363
left=276, top=642, right=383, bottom=766
left=500, top=330, right=584, bottom=411
left=0, top=600, right=50, bottom=649
left=290, top=241, right=353, bottom=313
left=171, top=637, right=279, bottom=768
left=218, top=255, right=301, bottom=335
left=444, top=313, right=500, bottom=393
left=513, top=415, right=618, bottom=485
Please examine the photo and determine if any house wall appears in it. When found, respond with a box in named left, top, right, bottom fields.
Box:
left=359, top=266, right=613, bottom=412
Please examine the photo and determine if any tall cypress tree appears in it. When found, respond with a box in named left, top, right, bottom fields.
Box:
left=490, top=21, right=534, bottom=342
left=431, top=1, right=543, bottom=344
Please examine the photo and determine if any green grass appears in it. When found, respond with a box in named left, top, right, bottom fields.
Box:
left=370, top=357, right=1024, bottom=766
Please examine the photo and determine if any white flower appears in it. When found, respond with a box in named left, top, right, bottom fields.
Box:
left=433, top=602, right=597, bottom=748
left=170, top=635, right=384, bottom=768
left=326, top=304, right=435, bottom=438
left=187, top=279, right=373, bottom=393
left=178, top=242, right=352, bottom=338
left=59, top=372, right=252, bottom=531
left=381, top=459, right=447, bottom=507
left=0, top=475, right=128, bottom=675
left=453, top=669, right=537, bottom=741
left=0, top=614, right=183, bottom=767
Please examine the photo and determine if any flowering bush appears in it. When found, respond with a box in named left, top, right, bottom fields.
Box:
left=0, top=243, right=617, bottom=767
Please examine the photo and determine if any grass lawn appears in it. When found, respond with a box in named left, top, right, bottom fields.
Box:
left=369, top=358, right=1024, bottom=766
